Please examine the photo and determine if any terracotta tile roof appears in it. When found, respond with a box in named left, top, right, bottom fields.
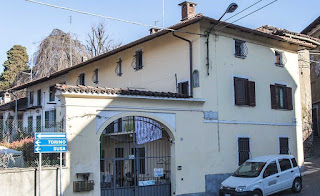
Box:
left=256, top=25, right=320, bottom=47
left=55, top=84, right=190, bottom=99
left=5, top=15, right=318, bottom=93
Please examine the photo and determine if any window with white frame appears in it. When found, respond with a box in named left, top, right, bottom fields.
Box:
left=45, top=109, right=56, bottom=128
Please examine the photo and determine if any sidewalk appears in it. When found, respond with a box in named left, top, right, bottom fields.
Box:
left=301, top=137, right=320, bottom=176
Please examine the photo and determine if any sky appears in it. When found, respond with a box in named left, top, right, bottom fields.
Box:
left=0, top=0, right=319, bottom=73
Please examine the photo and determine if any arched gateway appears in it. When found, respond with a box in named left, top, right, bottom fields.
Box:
left=100, top=116, right=172, bottom=196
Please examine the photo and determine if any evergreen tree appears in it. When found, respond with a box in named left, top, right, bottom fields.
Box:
left=0, top=45, right=29, bottom=91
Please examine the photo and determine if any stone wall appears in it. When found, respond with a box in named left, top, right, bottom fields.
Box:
left=298, top=49, right=313, bottom=157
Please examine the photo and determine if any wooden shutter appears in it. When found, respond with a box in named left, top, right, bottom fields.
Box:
left=286, top=87, right=293, bottom=110
left=270, top=85, right=278, bottom=109
left=234, top=77, right=246, bottom=105
left=248, top=81, right=256, bottom=106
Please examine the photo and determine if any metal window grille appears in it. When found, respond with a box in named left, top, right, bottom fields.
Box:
left=279, top=137, right=289, bottom=154
left=234, top=39, right=248, bottom=58
left=93, top=69, right=99, bottom=84
left=100, top=116, right=171, bottom=196
left=115, top=58, right=122, bottom=76
left=238, top=138, right=250, bottom=165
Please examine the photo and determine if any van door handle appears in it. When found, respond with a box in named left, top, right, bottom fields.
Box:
left=276, top=175, right=280, bottom=178
left=291, top=171, right=294, bottom=173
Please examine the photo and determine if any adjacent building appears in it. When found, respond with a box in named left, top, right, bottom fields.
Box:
left=1, top=2, right=319, bottom=196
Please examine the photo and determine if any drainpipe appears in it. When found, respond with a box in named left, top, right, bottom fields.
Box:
left=172, top=32, right=193, bottom=97
left=205, top=26, right=215, bottom=76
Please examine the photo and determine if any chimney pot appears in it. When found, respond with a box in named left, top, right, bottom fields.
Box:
left=178, top=1, right=197, bottom=21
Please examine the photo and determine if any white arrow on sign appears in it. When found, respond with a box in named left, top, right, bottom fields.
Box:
left=35, top=146, right=41, bottom=153
left=35, top=140, right=41, bottom=146
left=36, top=134, right=66, bottom=139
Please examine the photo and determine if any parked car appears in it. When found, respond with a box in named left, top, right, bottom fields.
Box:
left=219, top=154, right=302, bottom=196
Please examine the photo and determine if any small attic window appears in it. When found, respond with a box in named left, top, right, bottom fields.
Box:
left=275, top=51, right=286, bottom=66
left=78, top=73, right=85, bottom=85
left=234, top=39, right=247, bottom=58
left=115, top=58, right=122, bottom=76
left=93, top=69, right=99, bottom=84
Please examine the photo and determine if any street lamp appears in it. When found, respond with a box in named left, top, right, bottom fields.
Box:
left=218, top=3, right=239, bottom=21
left=206, top=3, right=238, bottom=75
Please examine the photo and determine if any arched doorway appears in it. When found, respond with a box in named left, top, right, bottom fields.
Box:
left=100, top=116, right=172, bottom=196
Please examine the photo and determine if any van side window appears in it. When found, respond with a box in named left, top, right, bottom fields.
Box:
left=291, top=158, right=298, bottom=167
left=279, top=159, right=292, bottom=171
left=264, top=161, right=278, bottom=177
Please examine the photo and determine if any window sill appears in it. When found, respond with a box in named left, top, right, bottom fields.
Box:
left=272, top=108, right=293, bottom=111
left=234, top=55, right=246, bottom=59
left=235, top=104, right=255, bottom=107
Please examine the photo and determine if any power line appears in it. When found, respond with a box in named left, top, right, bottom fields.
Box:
left=216, top=0, right=279, bottom=31
left=25, top=0, right=204, bottom=36
left=214, top=0, right=264, bottom=28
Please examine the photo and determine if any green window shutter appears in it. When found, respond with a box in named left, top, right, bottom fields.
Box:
left=45, top=111, right=49, bottom=128
left=54, top=109, right=56, bottom=125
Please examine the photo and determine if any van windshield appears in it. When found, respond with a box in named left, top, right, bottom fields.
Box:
left=233, top=162, right=266, bottom=178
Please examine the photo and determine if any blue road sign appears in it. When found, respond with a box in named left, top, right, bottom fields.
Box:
left=34, top=133, right=67, bottom=153
left=34, top=146, right=67, bottom=153
left=35, top=132, right=66, bottom=139
left=35, top=139, right=67, bottom=146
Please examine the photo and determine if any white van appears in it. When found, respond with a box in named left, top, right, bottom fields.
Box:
left=219, top=155, right=302, bottom=196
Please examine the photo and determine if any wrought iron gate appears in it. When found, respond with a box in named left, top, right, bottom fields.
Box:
left=100, top=116, right=171, bottom=196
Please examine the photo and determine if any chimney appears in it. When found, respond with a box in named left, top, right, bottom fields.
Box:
left=3, top=92, right=11, bottom=104
left=178, top=1, right=197, bottom=21
left=149, top=28, right=160, bottom=35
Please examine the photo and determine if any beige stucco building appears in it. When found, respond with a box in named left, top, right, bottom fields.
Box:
left=1, top=2, right=319, bottom=196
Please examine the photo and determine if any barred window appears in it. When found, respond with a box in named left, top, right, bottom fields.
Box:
left=93, top=69, right=99, bottom=84
left=279, top=137, right=289, bottom=154
left=234, top=39, right=247, bottom=58
left=238, top=137, right=250, bottom=165
left=45, top=109, right=56, bottom=128
left=135, top=50, right=143, bottom=70
left=28, top=116, right=33, bottom=133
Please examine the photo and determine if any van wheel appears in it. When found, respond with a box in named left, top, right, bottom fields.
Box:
left=252, top=189, right=262, bottom=196
left=291, top=178, right=302, bottom=193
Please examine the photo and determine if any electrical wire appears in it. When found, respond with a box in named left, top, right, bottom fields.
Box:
left=216, top=0, right=279, bottom=31
left=214, top=0, right=264, bottom=28
left=25, top=0, right=204, bottom=36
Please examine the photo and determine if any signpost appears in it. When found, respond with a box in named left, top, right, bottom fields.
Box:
left=34, top=133, right=67, bottom=196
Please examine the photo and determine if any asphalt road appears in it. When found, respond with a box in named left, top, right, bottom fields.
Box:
left=271, top=170, right=320, bottom=196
